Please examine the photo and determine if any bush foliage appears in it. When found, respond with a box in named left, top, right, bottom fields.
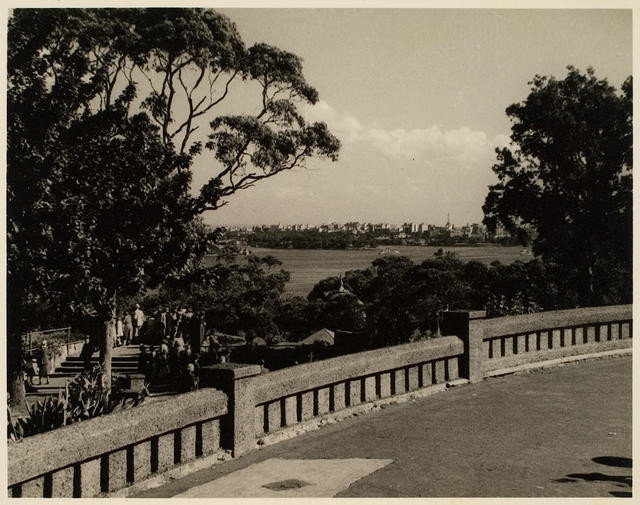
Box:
left=8, top=365, right=147, bottom=441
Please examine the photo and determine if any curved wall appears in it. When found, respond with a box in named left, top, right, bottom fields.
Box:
left=7, top=305, right=632, bottom=497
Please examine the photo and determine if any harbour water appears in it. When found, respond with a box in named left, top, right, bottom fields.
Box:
left=211, top=245, right=528, bottom=297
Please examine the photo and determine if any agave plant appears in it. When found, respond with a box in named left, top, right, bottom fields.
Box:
left=8, top=364, right=147, bottom=440
left=9, top=396, right=67, bottom=439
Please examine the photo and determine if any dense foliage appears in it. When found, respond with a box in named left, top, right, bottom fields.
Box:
left=7, top=8, right=339, bottom=403
left=7, top=366, right=147, bottom=440
left=146, top=250, right=578, bottom=350
left=143, top=254, right=290, bottom=341
left=483, top=67, right=632, bottom=307
left=248, top=230, right=378, bottom=249
left=305, top=252, right=579, bottom=348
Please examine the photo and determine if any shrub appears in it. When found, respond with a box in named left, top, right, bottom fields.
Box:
left=7, top=365, right=147, bottom=441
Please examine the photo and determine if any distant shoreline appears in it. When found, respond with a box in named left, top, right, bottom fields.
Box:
left=210, top=242, right=515, bottom=253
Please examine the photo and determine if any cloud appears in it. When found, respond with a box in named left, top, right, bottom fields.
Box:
left=203, top=101, right=512, bottom=226
left=305, top=100, right=365, bottom=143
left=304, top=100, right=508, bottom=170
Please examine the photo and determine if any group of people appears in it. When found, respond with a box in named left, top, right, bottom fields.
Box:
left=138, top=342, right=201, bottom=392
left=112, top=304, right=147, bottom=347
left=73, top=303, right=239, bottom=392
left=132, top=305, right=230, bottom=392
left=137, top=306, right=206, bottom=352
left=110, top=305, right=207, bottom=351
left=23, top=340, right=52, bottom=386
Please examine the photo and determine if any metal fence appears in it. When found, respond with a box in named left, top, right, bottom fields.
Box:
left=22, top=327, right=72, bottom=355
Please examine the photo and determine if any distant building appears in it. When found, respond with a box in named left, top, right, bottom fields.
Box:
left=445, top=213, right=453, bottom=232
left=302, top=328, right=335, bottom=346
left=402, top=222, right=419, bottom=234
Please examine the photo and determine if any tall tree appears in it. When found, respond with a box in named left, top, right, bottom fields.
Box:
left=7, top=8, right=340, bottom=404
left=483, top=67, right=632, bottom=306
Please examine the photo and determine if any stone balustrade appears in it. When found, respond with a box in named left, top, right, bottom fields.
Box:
left=7, top=305, right=632, bottom=497
left=271, top=336, right=457, bottom=452
left=8, top=389, right=228, bottom=498
left=441, top=304, right=632, bottom=380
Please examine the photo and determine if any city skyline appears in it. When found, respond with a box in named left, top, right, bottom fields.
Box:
left=222, top=215, right=468, bottom=227
left=217, top=216, right=480, bottom=229
left=191, top=8, right=631, bottom=227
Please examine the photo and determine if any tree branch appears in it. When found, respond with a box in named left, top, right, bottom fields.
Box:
left=193, top=70, right=239, bottom=119
left=221, top=148, right=309, bottom=196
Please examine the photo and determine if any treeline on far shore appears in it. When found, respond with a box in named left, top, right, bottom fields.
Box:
left=140, top=249, right=632, bottom=355
left=228, top=229, right=520, bottom=250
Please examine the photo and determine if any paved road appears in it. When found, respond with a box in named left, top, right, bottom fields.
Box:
left=136, top=356, right=632, bottom=498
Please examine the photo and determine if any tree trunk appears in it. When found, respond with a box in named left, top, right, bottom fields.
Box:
left=585, top=246, right=598, bottom=306
left=99, top=292, right=117, bottom=394
left=587, top=264, right=596, bottom=304
left=7, top=288, right=27, bottom=408
left=7, top=333, right=26, bottom=408
left=100, top=318, right=115, bottom=392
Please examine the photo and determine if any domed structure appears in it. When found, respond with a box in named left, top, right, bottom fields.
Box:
left=325, top=275, right=364, bottom=307
left=321, top=275, right=366, bottom=335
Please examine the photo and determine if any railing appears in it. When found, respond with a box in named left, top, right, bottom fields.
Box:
left=479, top=307, right=632, bottom=374
left=198, top=335, right=465, bottom=458
left=8, top=389, right=228, bottom=498
left=440, top=304, right=632, bottom=381
left=252, top=336, right=463, bottom=439
left=22, top=327, right=73, bottom=355
left=7, top=305, right=632, bottom=497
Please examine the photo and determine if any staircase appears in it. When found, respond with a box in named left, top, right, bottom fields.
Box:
left=54, top=355, right=139, bottom=376
left=27, top=345, right=141, bottom=396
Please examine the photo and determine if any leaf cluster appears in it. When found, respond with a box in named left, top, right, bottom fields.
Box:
left=483, top=67, right=632, bottom=306
left=8, top=8, right=340, bottom=340
left=7, top=365, right=147, bottom=440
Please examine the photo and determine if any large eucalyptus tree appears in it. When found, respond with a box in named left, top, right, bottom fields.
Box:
left=7, top=8, right=340, bottom=403
left=483, top=67, right=632, bottom=307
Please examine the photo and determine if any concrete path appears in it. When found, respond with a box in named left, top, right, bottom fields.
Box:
left=135, top=356, right=632, bottom=498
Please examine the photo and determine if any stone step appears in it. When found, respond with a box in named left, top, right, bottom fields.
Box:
left=63, top=357, right=139, bottom=363
left=56, top=361, right=138, bottom=367
left=54, top=368, right=139, bottom=376
left=54, top=370, right=138, bottom=375
left=57, top=361, right=138, bottom=367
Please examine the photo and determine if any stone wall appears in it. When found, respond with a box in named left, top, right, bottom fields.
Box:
left=441, top=304, right=632, bottom=380
left=198, top=335, right=465, bottom=457
left=8, top=389, right=228, bottom=498
left=7, top=305, right=632, bottom=497
left=476, top=305, right=631, bottom=374
left=252, top=336, right=463, bottom=442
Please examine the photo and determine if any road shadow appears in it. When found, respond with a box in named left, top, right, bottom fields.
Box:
left=610, top=491, right=632, bottom=497
left=592, top=456, right=632, bottom=468
left=553, top=456, right=631, bottom=497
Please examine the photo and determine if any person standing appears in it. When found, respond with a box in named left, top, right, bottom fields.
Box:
left=38, top=341, right=51, bottom=384
left=189, top=312, right=205, bottom=355
left=133, top=304, right=145, bottom=342
left=159, top=307, right=168, bottom=335
left=168, top=307, right=178, bottom=337
left=80, top=335, right=94, bottom=369
left=198, top=312, right=206, bottom=354
left=123, top=313, right=133, bottom=346
left=115, top=315, right=124, bottom=347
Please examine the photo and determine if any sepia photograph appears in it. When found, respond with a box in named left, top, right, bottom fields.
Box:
left=4, top=2, right=634, bottom=499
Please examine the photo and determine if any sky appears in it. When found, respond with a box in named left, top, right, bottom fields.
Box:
left=165, top=9, right=630, bottom=227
